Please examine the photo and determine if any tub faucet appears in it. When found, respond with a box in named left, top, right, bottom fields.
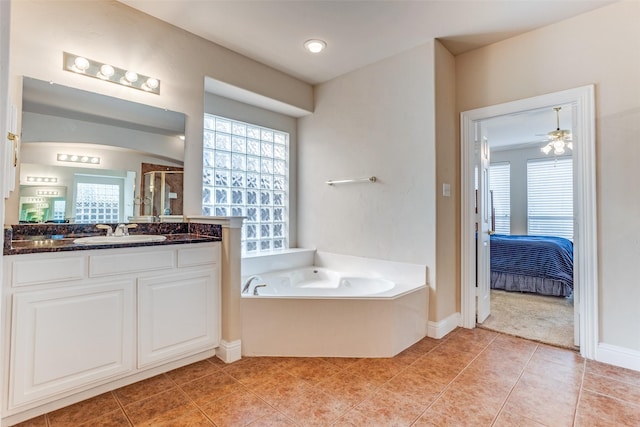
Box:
left=242, top=275, right=261, bottom=294
left=253, top=284, right=267, bottom=295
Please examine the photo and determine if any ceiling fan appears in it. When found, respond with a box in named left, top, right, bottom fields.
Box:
left=541, top=106, right=573, bottom=155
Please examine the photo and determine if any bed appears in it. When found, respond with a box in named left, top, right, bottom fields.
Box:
left=490, top=234, right=574, bottom=297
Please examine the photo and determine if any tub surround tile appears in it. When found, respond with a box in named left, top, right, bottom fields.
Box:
left=16, top=329, right=640, bottom=426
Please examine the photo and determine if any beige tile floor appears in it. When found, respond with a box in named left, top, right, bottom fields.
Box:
left=14, top=328, right=640, bottom=426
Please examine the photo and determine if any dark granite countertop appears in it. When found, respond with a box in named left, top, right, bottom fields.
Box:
left=4, top=223, right=222, bottom=255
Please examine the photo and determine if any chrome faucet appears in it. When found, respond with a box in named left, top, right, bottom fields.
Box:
left=242, top=275, right=261, bottom=294
left=253, top=284, right=267, bottom=295
left=114, top=223, right=138, bottom=237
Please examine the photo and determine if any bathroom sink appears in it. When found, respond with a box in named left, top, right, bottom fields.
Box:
left=73, top=235, right=167, bottom=245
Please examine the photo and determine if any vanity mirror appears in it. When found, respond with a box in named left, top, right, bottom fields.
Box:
left=9, top=77, right=186, bottom=224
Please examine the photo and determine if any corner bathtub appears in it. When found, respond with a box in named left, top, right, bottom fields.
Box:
left=241, top=253, right=429, bottom=358
left=246, top=267, right=399, bottom=297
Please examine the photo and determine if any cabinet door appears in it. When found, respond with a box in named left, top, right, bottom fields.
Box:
left=137, top=268, right=220, bottom=368
left=9, top=281, right=135, bottom=409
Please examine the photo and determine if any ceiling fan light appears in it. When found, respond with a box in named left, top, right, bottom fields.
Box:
left=554, top=146, right=565, bottom=155
left=541, top=144, right=552, bottom=155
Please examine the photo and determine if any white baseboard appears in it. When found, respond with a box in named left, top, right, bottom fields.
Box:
left=428, top=312, right=460, bottom=339
left=216, top=340, right=242, bottom=363
left=597, top=343, right=640, bottom=372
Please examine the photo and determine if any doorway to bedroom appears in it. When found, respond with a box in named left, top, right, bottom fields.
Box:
left=477, top=108, right=576, bottom=349
left=460, top=86, right=598, bottom=358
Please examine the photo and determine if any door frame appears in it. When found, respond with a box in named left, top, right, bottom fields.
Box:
left=460, top=85, right=598, bottom=359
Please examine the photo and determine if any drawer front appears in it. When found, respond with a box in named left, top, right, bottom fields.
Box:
left=177, top=243, right=220, bottom=268
left=11, top=256, right=86, bottom=287
left=89, top=249, right=175, bottom=277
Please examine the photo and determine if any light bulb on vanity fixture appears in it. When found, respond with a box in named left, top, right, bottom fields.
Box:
left=63, top=52, right=161, bottom=94
left=57, top=153, right=100, bottom=165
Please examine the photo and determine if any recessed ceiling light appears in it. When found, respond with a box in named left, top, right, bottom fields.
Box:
left=304, top=39, right=327, bottom=54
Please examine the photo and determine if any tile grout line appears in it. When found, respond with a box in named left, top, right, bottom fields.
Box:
left=407, top=329, right=502, bottom=425
left=572, top=358, right=588, bottom=427
left=488, top=342, right=541, bottom=426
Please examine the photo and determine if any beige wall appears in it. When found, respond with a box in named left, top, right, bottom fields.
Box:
left=8, top=0, right=312, bottom=221
left=434, top=41, right=459, bottom=319
left=456, top=1, right=640, bottom=350
left=297, top=43, right=437, bottom=292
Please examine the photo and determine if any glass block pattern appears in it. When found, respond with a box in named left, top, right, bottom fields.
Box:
left=203, top=114, right=289, bottom=253
left=74, top=183, right=120, bottom=224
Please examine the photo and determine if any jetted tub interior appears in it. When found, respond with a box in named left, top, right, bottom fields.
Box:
left=245, top=267, right=396, bottom=297
left=240, top=250, right=429, bottom=358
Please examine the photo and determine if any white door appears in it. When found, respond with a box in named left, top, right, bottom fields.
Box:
left=476, top=127, right=492, bottom=323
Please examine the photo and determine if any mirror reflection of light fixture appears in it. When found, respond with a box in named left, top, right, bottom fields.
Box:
left=26, top=176, right=58, bottom=183
left=57, top=153, right=101, bottom=164
left=541, top=107, right=573, bottom=155
left=37, top=190, right=59, bottom=196
left=63, top=52, right=160, bottom=95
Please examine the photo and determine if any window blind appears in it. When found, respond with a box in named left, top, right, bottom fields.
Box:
left=527, top=157, right=573, bottom=239
left=489, top=162, right=511, bottom=234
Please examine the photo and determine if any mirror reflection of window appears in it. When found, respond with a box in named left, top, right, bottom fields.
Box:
left=72, top=174, right=132, bottom=223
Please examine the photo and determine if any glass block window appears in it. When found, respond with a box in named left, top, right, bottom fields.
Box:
left=203, top=114, right=289, bottom=254
left=489, top=162, right=510, bottom=234
left=75, top=182, right=120, bottom=223
left=527, top=157, right=573, bottom=239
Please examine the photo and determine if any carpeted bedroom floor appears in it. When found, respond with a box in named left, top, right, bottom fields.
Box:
left=478, top=289, right=577, bottom=350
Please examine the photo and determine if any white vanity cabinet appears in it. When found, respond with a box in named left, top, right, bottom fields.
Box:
left=2, top=242, right=221, bottom=419
left=9, top=280, right=135, bottom=408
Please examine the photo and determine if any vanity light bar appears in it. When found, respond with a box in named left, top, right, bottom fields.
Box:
left=57, top=153, right=101, bottom=165
left=63, top=52, right=161, bottom=95
left=26, top=176, right=58, bottom=183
